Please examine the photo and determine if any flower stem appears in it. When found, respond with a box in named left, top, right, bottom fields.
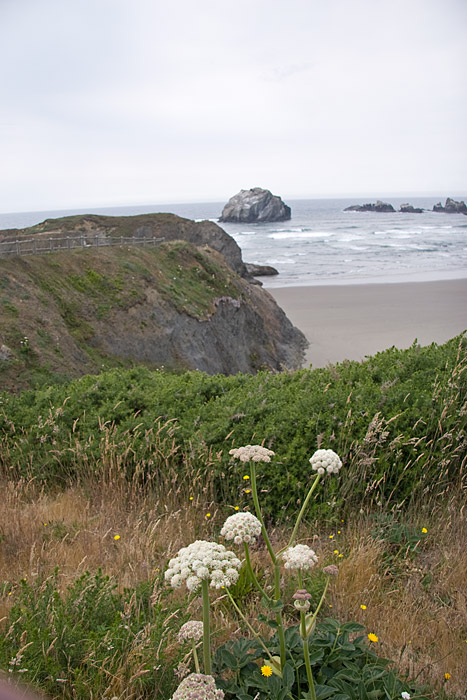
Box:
left=306, top=577, right=330, bottom=638
left=249, top=461, right=276, bottom=564
left=301, top=610, right=317, bottom=700
left=274, top=561, right=286, bottom=670
left=243, top=542, right=271, bottom=601
left=201, top=579, right=211, bottom=675
left=225, top=588, right=278, bottom=667
left=288, top=473, right=321, bottom=548
left=191, top=640, right=200, bottom=674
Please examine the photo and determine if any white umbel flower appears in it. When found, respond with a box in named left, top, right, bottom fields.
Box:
left=229, top=445, right=275, bottom=463
left=282, top=544, right=318, bottom=571
left=220, top=512, right=262, bottom=545
left=401, top=693, right=411, bottom=700
left=309, top=448, right=342, bottom=475
left=165, top=540, right=241, bottom=593
left=178, top=620, right=204, bottom=643
left=171, top=673, right=224, bottom=700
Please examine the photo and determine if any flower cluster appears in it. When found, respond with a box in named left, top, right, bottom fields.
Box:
left=309, top=449, right=342, bottom=475
left=282, top=544, right=318, bottom=571
left=292, top=589, right=312, bottom=611
left=322, top=564, right=339, bottom=577
left=178, top=620, right=204, bottom=643
left=165, top=540, right=241, bottom=592
left=220, top=512, right=262, bottom=545
left=229, top=445, right=275, bottom=463
left=171, top=673, right=224, bottom=700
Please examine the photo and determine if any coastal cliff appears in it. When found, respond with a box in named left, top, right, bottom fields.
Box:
left=0, top=219, right=307, bottom=391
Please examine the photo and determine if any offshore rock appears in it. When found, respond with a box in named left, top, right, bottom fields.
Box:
left=344, top=201, right=396, bottom=213
left=220, top=187, right=291, bottom=223
left=400, top=203, right=424, bottom=213
left=244, top=262, right=279, bottom=277
left=433, top=198, right=467, bottom=214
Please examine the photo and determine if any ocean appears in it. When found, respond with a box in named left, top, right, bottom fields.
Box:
left=1, top=197, right=467, bottom=288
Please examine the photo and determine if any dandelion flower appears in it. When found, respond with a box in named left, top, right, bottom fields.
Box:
left=170, top=673, right=224, bottom=700
left=333, top=550, right=339, bottom=554
left=189, top=496, right=193, bottom=501
left=368, top=633, right=379, bottom=643
left=113, top=535, right=120, bottom=541
left=282, top=544, right=318, bottom=571
left=234, top=506, right=239, bottom=511
left=245, top=489, right=251, bottom=494
left=243, top=475, right=250, bottom=480
left=444, top=672, right=451, bottom=681
left=165, top=540, right=241, bottom=593
left=221, top=512, right=262, bottom=545
left=329, top=534, right=334, bottom=539
left=261, top=665, right=273, bottom=677
left=230, top=445, right=275, bottom=463
left=206, top=513, right=211, bottom=518
left=422, top=527, right=428, bottom=534
left=178, top=621, right=203, bottom=643
left=309, top=448, right=342, bottom=475
left=360, top=604, right=367, bottom=610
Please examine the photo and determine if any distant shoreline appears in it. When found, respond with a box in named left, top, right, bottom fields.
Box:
left=268, top=278, right=467, bottom=369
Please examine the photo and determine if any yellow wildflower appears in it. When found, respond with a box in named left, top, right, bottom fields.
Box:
left=360, top=604, right=367, bottom=610
left=245, top=489, right=251, bottom=494
left=113, top=535, right=120, bottom=540
left=444, top=672, right=451, bottom=681
left=234, top=506, right=239, bottom=511
left=243, top=475, right=250, bottom=480
left=261, top=665, right=272, bottom=677
left=206, top=513, right=211, bottom=518
left=422, top=527, right=428, bottom=534
left=368, top=633, right=379, bottom=643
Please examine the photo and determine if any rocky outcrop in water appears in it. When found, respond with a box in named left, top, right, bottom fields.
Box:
left=244, top=263, right=279, bottom=277
left=220, top=188, right=291, bottom=223
left=344, top=201, right=396, bottom=213
left=433, top=198, right=467, bottom=214
left=400, top=203, right=424, bottom=213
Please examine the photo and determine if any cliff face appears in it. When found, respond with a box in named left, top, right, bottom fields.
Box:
left=0, top=240, right=307, bottom=391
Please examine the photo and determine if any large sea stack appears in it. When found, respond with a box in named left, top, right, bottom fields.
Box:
left=220, top=187, right=291, bottom=223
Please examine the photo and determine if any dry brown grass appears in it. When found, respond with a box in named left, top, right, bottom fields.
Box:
left=1, top=470, right=466, bottom=698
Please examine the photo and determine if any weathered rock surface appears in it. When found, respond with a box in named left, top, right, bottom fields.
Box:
left=0, top=343, right=13, bottom=361
left=244, top=263, right=279, bottom=277
left=344, top=201, right=396, bottom=213
left=433, top=198, right=467, bottom=214
left=220, top=188, right=291, bottom=223
left=400, top=203, right=424, bottom=213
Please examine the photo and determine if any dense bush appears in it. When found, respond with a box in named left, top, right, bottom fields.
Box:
left=1, top=336, right=466, bottom=518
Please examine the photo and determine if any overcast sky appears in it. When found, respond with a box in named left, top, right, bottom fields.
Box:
left=1, top=0, right=466, bottom=213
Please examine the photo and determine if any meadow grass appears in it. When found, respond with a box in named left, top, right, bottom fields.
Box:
left=0, top=459, right=465, bottom=699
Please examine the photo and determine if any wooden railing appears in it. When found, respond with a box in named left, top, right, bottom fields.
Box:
left=0, top=235, right=165, bottom=258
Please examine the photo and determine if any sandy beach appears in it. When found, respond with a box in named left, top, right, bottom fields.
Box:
left=268, top=278, right=467, bottom=368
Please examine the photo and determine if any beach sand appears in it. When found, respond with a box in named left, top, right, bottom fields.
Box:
left=268, top=279, right=467, bottom=368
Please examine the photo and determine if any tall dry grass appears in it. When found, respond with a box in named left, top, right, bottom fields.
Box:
left=0, top=459, right=466, bottom=698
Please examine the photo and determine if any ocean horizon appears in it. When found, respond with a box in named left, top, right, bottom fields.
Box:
left=1, top=196, right=467, bottom=288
